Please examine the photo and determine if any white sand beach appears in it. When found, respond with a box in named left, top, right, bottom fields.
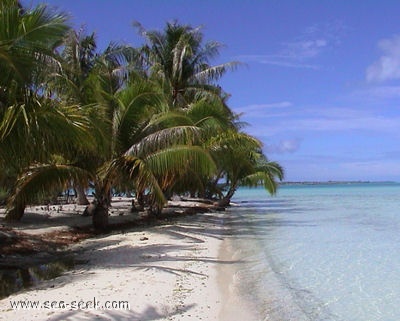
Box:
left=0, top=202, right=256, bottom=321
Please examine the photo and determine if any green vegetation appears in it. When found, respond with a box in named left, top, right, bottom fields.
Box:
left=0, top=1, right=284, bottom=230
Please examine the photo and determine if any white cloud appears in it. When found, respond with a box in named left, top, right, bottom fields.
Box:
left=244, top=106, right=400, bottom=137
left=246, top=101, right=293, bottom=109
left=311, top=106, right=372, bottom=119
left=235, top=101, right=293, bottom=117
left=238, top=55, right=319, bottom=69
left=366, top=35, right=400, bottom=82
left=280, top=115, right=400, bottom=134
left=265, top=138, right=302, bottom=154
left=238, top=21, right=345, bottom=69
left=286, top=116, right=400, bottom=133
left=282, top=39, right=328, bottom=60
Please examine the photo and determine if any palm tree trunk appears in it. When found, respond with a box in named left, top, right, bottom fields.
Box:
left=225, top=186, right=236, bottom=200
left=136, top=191, right=145, bottom=211
left=75, top=185, right=89, bottom=205
left=217, top=185, right=237, bottom=207
left=92, top=203, right=109, bottom=231
left=4, top=202, right=26, bottom=221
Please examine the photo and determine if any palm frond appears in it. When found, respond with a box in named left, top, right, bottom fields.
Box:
left=109, top=155, right=166, bottom=207
left=7, top=163, right=92, bottom=210
left=186, top=98, right=235, bottom=133
left=240, top=171, right=279, bottom=195
left=0, top=99, right=95, bottom=164
left=145, top=145, right=216, bottom=180
left=125, top=125, right=203, bottom=157
left=114, top=82, right=162, bottom=152
left=0, top=2, right=69, bottom=87
left=192, top=61, right=242, bottom=83
left=206, top=130, right=262, bottom=154
left=147, top=111, right=194, bottom=128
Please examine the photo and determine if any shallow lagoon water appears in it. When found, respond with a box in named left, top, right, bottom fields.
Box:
left=229, top=183, right=400, bottom=321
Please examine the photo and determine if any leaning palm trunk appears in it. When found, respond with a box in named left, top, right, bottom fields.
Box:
left=4, top=201, right=25, bottom=221
left=217, top=185, right=236, bottom=207
left=4, top=164, right=94, bottom=221
left=75, top=185, right=89, bottom=205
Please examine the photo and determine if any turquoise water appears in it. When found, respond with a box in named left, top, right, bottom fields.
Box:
left=229, top=183, right=400, bottom=321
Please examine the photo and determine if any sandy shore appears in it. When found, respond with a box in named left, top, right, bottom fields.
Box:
left=0, top=203, right=257, bottom=320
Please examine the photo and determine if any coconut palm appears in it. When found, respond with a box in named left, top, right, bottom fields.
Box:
left=0, top=0, right=68, bottom=96
left=0, top=1, right=96, bottom=220
left=134, top=21, right=240, bottom=108
left=133, top=21, right=242, bottom=196
left=241, top=155, right=285, bottom=195
left=2, top=33, right=138, bottom=222
left=134, top=21, right=283, bottom=203
left=54, top=29, right=97, bottom=104
left=49, top=29, right=105, bottom=205
left=50, top=29, right=140, bottom=205
left=3, top=19, right=147, bottom=225
left=206, top=130, right=284, bottom=205
left=88, top=75, right=216, bottom=229
left=159, top=94, right=237, bottom=197
left=0, top=0, right=69, bottom=139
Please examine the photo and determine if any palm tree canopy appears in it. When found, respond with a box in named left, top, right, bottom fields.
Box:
left=205, top=130, right=284, bottom=198
left=96, top=76, right=216, bottom=208
left=0, top=0, right=69, bottom=91
left=134, top=20, right=241, bottom=106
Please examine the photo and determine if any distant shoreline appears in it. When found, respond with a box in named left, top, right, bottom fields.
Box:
left=279, top=180, right=397, bottom=186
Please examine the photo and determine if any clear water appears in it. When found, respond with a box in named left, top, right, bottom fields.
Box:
left=229, top=182, right=400, bottom=321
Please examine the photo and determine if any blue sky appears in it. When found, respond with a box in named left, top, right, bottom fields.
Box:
left=27, top=0, right=400, bottom=181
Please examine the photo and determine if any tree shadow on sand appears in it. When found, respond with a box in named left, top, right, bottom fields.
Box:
left=46, top=302, right=197, bottom=321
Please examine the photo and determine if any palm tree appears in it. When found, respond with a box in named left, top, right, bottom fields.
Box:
left=0, top=0, right=68, bottom=94
left=50, top=28, right=102, bottom=205
left=241, top=155, right=285, bottom=195
left=134, top=21, right=240, bottom=108
left=134, top=21, right=283, bottom=204
left=206, top=130, right=284, bottom=205
left=132, top=22, right=242, bottom=198
left=162, top=95, right=236, bottom=197
left=0, top=1, right=94, bottom=220
left=88, top=75, right=216, bottom=229
left=50, top=29, right=139, bottom=205
left=2, top=24, right=140, bottom=223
